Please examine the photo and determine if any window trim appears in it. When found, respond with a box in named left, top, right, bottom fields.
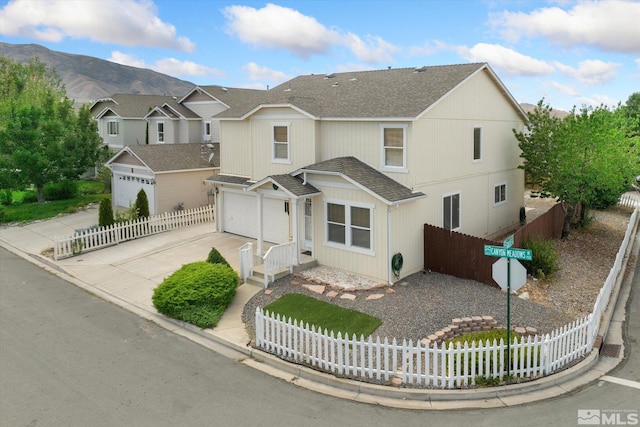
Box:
left=107, top=120, right=119, bottom=136
left=380, top=124, right=408, bottom=173
left=324, top=198, right=374, bottom=255
left=443, top=192, right=461, bottom=231
left=494, top=182, right=507, bottom=206
left=473, top=126, right=482, bottom=162
left=271, top=122, right=291, bottom=164
left=157, top=121, right=165, bottom=143
left=203, top=121, right=211, bottom=141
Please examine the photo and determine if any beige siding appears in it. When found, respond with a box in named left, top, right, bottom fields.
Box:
left=112, top=151, right=144, bottom=167
left=220, top=107, right=318, bottom=179
left=120, top=119, right=147, bottom=146
left=154, top=169, right=217, bottom=214
left=219, top=120, right=253, bottom=176
left=307, top=178, right=390, bottom=284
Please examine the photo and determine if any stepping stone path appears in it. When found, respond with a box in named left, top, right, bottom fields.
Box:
left=271, top=267, right=393, bottom=302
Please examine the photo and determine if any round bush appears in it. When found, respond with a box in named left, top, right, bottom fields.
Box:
left=521, top=236, right=559, bottom=279
left=206, top=247, right=230, bottom=267
left=44, top=180, right=79, bottom=201
left=152, top=262, right=238, bottom=328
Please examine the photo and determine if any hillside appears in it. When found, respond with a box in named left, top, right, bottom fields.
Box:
left=0, top=42, right=195, bottom=105
left=520, top=102, right=570, bottom=119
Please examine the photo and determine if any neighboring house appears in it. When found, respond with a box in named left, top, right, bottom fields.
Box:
left=206, top=63, right=526, bottom=284
left=105, top=143, right=219, bottom=215
left=145, top=85, right=267, bottom=145
left=90, top=94, right=178, bottom=148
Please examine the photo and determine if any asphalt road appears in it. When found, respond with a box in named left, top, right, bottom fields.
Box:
left=1, top=247, right=638, bottom=426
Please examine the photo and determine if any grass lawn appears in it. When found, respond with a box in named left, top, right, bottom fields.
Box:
left=263, top=293, right=382, bottom=338
left=1, top=180, right=110, bottom=223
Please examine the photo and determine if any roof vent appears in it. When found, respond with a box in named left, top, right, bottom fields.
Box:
left=324, top=73, right=335, bottom=79
left=208, top=153, right=215, bottom=163
left=221, top=87, right=228, bottom=92
left=414, top=66, right=428, bottom=73
left=349, top=77, right=357, bottom=81
left=332, top=82, right=339, bottom=87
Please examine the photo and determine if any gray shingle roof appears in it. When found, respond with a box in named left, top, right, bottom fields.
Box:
left=215, top=63, right=486, bottom=119
left=204, top=174, right=251, bottom=185
left=257, top=174, right=320, bottom=197
left=295, top=157, right=425, bottom=203
left=90, top=94, right=177, bottom=118
left=123, top=143, right=219, bottom=172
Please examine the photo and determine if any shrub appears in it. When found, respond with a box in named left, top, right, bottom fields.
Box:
left=96, top=166, right=112, bottom=192
left=206, top=247, right=230, bottom=267
left=21, top=191, right=38, bottom=204
left=99, top=197, right=114, bottom=227
left=0, top=206, right=5, bottom=223
left=152, top=262, right=238, bottom=328
left=445, top=329, right=524, bottom=385
left=44, top=180, right=79, bottom=201
left=521, top=236, right=559, bottom=280
left=135, top=189, right=150, bottom=218
left=0, top=189, right=12, bottom=206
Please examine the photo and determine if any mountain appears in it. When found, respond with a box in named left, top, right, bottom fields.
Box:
left=520, top=102, right=570, bottom=119
left=0, top=42, right=195, bottom=105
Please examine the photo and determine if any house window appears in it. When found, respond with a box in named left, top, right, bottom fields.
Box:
left=381, top=125, right=407, bottom=170
left=107, top=120, right=119, bottom=136
left=443, top=193, right=461, bottom=231
left=203, top=121, right=211, bottom=141
left=494, top=183, right=507, bottom=205
left=473, top=127, right=482, bottom=161
left=326, top=201, right=372, bottom=252
left=272, top=124, right=289, bottom=162
left=157, top=122, right=165, bottom=143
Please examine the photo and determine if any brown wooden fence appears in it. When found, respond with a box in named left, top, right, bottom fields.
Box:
left=424, top=203, right=568, bottom=287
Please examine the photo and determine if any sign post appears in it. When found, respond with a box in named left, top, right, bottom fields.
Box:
left=484, top=236, right=532, bottom=376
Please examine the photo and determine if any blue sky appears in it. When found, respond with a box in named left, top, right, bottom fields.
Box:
left=1, top=0, right=638, bottom=111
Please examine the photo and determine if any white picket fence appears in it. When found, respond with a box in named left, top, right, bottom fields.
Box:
left=255, top=208, right=638, bottom=388
left=619, top=193, right=640, bottom=209
left=262, top=241, right=295, bottom=288
left=54, top=205, right=215, bottom=260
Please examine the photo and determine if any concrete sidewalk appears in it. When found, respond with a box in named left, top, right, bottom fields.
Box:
left=1, top=206, right=638, bottom=410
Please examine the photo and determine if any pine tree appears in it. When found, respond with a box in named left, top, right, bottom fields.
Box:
left=135, top=189, right=150, bottom=218
left=99, top=197, right=114, bottom=227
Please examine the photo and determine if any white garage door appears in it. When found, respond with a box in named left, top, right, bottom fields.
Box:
left=223, top=191, right=257, bottom=238
left=222, top=192, right=290, bottom=244
left=114, top=174, right=155, bottom=214
left=264, top=198, right=290, bottom=244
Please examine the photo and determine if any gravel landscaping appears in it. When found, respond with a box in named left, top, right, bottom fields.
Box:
left=242, top=201, right=635, bottom=343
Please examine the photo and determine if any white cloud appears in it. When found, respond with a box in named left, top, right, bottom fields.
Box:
left=547, top=80, right=579, bottom=97
left=0, top=0, right=194, bottom=52
left=636, top=58, right=640, bottom=69
left=408, top=40, right=447, bottom=57
left=492, top=0, right=640, bottom=53
left=554, top=60, right=620, bottom=85
left=458, top=43, right=555, bottom=76
left=242, top=62, right=292, bottom=84
left=223, top=3, right=396, bottom=64
left=108, top=51, right=223, bottom=78
left=576, top=94, right=621, bottom=108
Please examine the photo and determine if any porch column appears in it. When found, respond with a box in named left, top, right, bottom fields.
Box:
left=256, top=191, right=263, bottom=255
left=291, top=197, right=300, bottom=265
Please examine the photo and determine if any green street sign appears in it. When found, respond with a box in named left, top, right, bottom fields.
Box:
left=483, top=245, right=533, bottom=261
left=504, top=235, right=514, bottom=249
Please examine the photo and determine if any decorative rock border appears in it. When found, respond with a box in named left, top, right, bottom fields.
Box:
left=420, top=316, right=539, bottom=347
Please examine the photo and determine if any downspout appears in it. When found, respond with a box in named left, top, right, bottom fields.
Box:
left=387, top=203, right=399, bottom=285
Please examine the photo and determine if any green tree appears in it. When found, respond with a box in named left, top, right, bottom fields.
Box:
left=135, top=189, right=150, bottom=218
left=622, top=92, right=640, bottom=137
left=0, top=57, right=104, bottom=202
left=514, top=100, right=640, bottom=239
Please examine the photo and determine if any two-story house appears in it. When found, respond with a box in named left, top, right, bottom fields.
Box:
left=90, top=94, right=178, bottom=148
left=206, top=63, right=526, bottom=285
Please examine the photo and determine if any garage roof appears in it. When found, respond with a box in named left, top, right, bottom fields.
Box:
left=106, top=143, right=219, bottom=173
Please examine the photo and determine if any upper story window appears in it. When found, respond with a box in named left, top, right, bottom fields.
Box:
left=203, top=121, right=211, bottom=141
left=443, top=192, right=461, bottom=231
left=157, top=122, right=165, bottom=143
left=107, top=120, right=119, bottom=136
left=473, top=127, right=482, bottom=161
left=381, top=124, right=407, bottom=172
left=325, top=200, right=373, bottom=253
left=272, top=123, right=290, bottom=162
left=494, top=183, right=507, bottom=205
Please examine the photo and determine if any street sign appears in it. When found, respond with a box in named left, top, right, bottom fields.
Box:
left=503, top=235, right=514, bottom=249
left=492, top=258, right=527, bottom=291
left=483, top=245, right=532, bottom=261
